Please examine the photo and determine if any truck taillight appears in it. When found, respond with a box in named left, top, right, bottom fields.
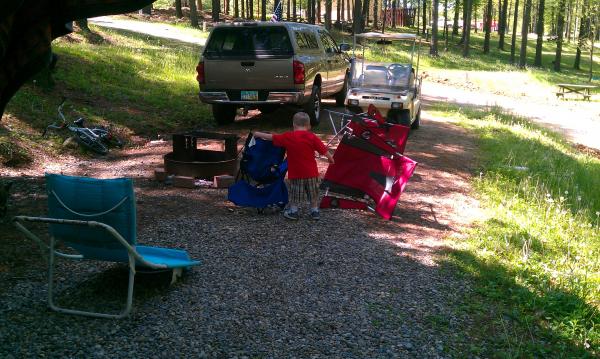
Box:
left=196, top=62, right=205, bottom=84
left=293, top=60, right=305, bottom=84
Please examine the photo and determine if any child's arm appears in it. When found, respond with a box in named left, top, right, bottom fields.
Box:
left=325, top=151, right=335, bottom=164
left=253, top=131, right=273, bottom=141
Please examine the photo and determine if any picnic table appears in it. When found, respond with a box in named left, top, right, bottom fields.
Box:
left=556, top=83, right=597, bottom=101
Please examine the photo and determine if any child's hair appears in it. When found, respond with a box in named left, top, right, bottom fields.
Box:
left=292, top=112, right=311, bottom=128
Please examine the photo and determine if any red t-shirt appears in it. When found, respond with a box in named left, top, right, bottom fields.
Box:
left=272, top=130, right=328, bottom=179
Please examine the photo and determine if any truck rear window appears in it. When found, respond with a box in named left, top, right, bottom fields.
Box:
left=204, top=26, right=293, bottom=59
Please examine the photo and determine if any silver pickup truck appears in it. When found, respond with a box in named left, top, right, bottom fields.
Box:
left=196, top=22, right=350, bottom=126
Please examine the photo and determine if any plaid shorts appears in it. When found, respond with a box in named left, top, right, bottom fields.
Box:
left=288, top=177, right=320, bottom=205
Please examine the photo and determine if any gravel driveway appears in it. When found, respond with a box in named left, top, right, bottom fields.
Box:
left=0, top=111, right=481, bottom=358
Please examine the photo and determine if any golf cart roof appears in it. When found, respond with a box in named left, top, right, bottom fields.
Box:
left=355, top=32, right=418, bottom=40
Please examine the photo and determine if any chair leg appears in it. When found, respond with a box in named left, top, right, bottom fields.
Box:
left=47, top=238, right=136, bottom=319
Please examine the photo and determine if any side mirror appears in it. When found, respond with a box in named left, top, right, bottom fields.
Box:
left=339, top=43, right=351, bottom=52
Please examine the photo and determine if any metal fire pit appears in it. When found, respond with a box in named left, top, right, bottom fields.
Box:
left=164, top=131, right=239, bottom=179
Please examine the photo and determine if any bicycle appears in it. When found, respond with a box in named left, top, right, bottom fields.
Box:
left=43, top=98, right=123, bottom=155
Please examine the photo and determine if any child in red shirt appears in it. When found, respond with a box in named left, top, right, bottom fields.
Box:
left=254, top=112, right=334, bottom=220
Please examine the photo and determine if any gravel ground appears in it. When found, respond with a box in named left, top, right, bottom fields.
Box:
left=0, top=112, right=481, bottom=358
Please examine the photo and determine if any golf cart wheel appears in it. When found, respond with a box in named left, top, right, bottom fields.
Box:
left=334, top=74, right=349, bottom=107
left=411, top=108, right=421, bottom=130
left=304, top=84, right=321, bottom=126
left=212, top=104, right=237, bottom=125
left=393, top=110, right=411, bottom=127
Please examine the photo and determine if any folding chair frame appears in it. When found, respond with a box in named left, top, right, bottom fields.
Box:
left=13, top=216, right=172, bottom=319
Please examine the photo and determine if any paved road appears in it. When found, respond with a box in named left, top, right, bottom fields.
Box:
left=90, top=16, right=600, bottom=151
left=423, top=81, right=600, bottom=151
left=89, top=16, right=206, bottom=46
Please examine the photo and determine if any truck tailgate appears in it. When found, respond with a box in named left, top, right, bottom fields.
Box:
left=204, top=59, right=293, bottom=90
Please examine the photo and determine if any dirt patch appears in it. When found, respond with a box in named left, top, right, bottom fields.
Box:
left=575, top=143, right=600, bottom=159
left=0, top=109, right=484, bottom=356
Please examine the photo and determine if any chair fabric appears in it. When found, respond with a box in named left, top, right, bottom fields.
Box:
left=47, top=173, right=136, bottom=262
left=228, top=135, right=289, bottom=209
left=363, top=65, right=389, bottom=88
left=46, top=173, right=199, bottom=268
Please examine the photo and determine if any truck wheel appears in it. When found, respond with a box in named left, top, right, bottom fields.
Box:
left=304, top=85, right=321, bottom=126
left=411, top=108, right=421, bottom=130
left=212, top=104, right=237, bottom=125
left=390, top=110, right=411, bottom=127
left=334, top=74, right=349, bottom=107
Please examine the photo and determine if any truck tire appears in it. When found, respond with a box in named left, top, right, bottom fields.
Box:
left=212, top=104, right=237, bottom=125
left=411, top=108, right=421, bottom=130
left=334, top=74, right=349, bottom=107
left=304, top=84, right=322, bottom=126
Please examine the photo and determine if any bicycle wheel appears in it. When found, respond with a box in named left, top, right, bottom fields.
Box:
left=91, top=127, right=124, bottom=149
left=74, top=132, right=108, bottom=155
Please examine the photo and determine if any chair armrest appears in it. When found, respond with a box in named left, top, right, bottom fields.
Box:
left=12, top=216, right=167, bottom=269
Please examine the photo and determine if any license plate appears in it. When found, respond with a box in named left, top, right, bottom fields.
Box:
left=363, top=96, right=389, bottom=100
left=241, top=90, right=258, bottom=101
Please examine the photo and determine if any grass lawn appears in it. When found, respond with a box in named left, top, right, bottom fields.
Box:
left=1, top=25, right=211, bottom=165
left=428, top=103, right=599, bottom=357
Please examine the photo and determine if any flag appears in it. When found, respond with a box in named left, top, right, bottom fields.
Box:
left=270, top=1, right=283, bottom=22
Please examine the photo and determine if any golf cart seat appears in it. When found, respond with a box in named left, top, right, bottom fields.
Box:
left=363, top=65, right=390, bottom=88
left=388, top=64, right=414, bottom=89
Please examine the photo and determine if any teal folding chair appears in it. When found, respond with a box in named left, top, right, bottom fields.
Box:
left=13, top=174, right=200, bottom=319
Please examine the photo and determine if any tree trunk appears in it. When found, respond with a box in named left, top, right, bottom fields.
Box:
left=431, top=0, right=439, bottom=55
left=341, top=0, right=345, bottom=21
left=212, top=0, right=220, bottom=21
left=176, top=0, right=183, bottom=18
left=190, top=0, right=200, bottom=27
left=348, top=0, right=353, bottom=22
left=415, top=0, right=421, bottom=35
left=140, top=5, right=152, bottom=15
left=261, top=0, right=266, bottom=20
left=326, top=0, right=333, bottom=28
left=354, top=0, right=363, bottom=33
left=318, top=0, right=322, bottom=23
left=234, top=0, right=239, bottom=17
left=483, top=0, right=493, bottom=52
left=565, top=0, right=572, bottom=42
left=293, top=0, right=297, bottom=20
left=509, top=0, right=519, bottom=63
left=249, top=0, right=254, bottom=19
left=443, top=0, right=448, bottom=43
left=460, top=0, right=467, bottom=43
left=519, top=0, right=531, bottom=67
left=554, top=0, right=566, bottom=71
left=76, top=19, right=91, bottom=32
left=499, top=0, right=509, bottom=49
left=590, top=16, right=596, bottom=81
left=422, top=0, right=427, bottom=35
left=362, top=0, right=370, bottom=29
left=391, top=0, right=396, bottom=27
left=198, top=0, right=203, bottom=11
left=533, top=0, right=545, bottom=66
left=463, top=0, right=472, bottom=56
left=452, top=0, right=460, bottom=35
left=573, top=0, right=588, bottom=69
left=374, top=0, right=379, bottom=29
left=473, top=4, right=478, bottom=33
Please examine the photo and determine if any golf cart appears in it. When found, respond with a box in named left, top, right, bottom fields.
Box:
left=345, top=32, right=422, bottom=129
